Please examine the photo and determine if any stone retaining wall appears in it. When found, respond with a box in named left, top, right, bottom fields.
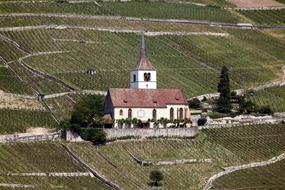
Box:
left=104, top=128, right=199, bottom=140
left=0, top=131, right=61, bottom=143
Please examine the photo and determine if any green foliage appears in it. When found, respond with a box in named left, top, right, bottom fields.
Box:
left=239, top=99, right=258, bottom=114
left=80, top=128, right=107, bottom=144
left=189, top=98, right=201, bottom=109
left=70, top=95, right=105, bottom=128
left=216, top=66, right=232, bottom=113
left=149, top=169, right=164, bottom=186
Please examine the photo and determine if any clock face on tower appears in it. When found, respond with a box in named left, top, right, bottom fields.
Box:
left=144, top=72, right=151, bottom=81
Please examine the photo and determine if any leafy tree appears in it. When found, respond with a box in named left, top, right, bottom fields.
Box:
left=149, top=170, right=164, bottom=187
left=239, top=99, right=258, bottom=114
left=216, top=66, right=232, bottom=113
left=189, top=98, right=201, bottom=109
left=70, top=95, right=105, bottom=128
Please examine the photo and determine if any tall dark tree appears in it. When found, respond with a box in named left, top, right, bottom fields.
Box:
left=216, top=66, right=232, bottom=113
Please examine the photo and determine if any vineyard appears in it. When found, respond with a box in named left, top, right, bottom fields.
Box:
left=0, top=27, right=284, bottom=97
left=212, top=159, right=285, bottom=189
left=0, top=1, right=241, bottom=23
left=249, top=86, right=285, bottom=112
left=239, top=9, right=285, bottom=25
left=0, top=109, right=57, bottom=134
left=67, top=124, right=285, bottom=190
left=0, top=142, right=111, bottom=190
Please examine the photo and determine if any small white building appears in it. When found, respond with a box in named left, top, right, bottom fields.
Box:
left=104, top=32, right=190, bottom=128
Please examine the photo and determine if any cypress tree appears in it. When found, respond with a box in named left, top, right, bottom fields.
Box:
left=216, top=66, right=232, bottom=113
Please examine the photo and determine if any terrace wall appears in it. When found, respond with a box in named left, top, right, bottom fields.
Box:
left=104, top=127, right=199, bottom=139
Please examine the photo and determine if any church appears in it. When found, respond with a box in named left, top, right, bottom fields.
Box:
left=104, top=32, right=190, bottom=128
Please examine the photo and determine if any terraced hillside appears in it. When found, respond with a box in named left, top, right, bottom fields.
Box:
left=67, top=124, right=285, bottom=190
left=0, top=142, right=111, bottom=190
left=1, top=26, right=284, bottom=97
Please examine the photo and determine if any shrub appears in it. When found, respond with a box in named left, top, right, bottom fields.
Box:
left=149, top=169, right=164, bottom=187
left=198, top=118, right=207, bottom=126
left=259, top=105, right=273, bottom=115
left=80, top=128, right=107, bottom=145
left=189, top=98, right=201, bottom=109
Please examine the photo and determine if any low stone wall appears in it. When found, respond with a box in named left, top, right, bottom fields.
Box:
left=104, top=128, right=199, bottom=140
left=0, top=131, right=61, bottom=143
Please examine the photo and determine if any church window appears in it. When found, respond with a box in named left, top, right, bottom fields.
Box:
left=144, top=72, right=151, bottom=81
left=152, top=109, right=157, bottom=121
left=133, top=74, right=136, bottom=82
left=179, top=108, right=184, bottom=120
left=170, top=107, right=174, bottom=121
left=128, top=109, right=132, bottom=119
left=119, top=109, right=123, bottom=116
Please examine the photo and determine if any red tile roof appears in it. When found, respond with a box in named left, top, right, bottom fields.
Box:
left=108, top=88, right=188, bottom=108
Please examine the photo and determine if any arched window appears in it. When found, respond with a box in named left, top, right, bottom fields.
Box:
left=128, top=109, right=132, bottom=119
left=133, top=74, right=136, bottom=82
left=170, top=107, right=174, bottom=121
left=144, top=72, right=151, bottom=81
left=152, top=109, right=157, bottom=121
left=179, top=108, right=184, bottom=120
left=119, top=109, right=123, bottom=116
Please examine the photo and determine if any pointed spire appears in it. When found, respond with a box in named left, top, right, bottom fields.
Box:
left=133, top=30, right=155, bottom=70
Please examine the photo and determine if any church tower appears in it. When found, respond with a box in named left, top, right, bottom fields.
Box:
left=130, top=31, right=157, bottom=89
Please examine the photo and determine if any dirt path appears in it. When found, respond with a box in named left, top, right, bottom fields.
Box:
left=203, top=152, right=285, bottom=190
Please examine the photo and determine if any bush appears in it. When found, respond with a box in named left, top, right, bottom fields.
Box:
left=80, top=128, right=107, bottom=145
left=189, top=98, right=201, bottom=109
left=149, top=169, right=164, bottom=187
left=259, top=105, right=273, bottom=115
left=198, top=118, right=207, bottom=126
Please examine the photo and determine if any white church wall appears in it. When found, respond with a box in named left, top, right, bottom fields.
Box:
left=113, top=104, right=190, bottom=128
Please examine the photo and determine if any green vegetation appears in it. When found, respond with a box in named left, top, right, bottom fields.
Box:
left=249, top=86, right=285, bottom=112
left=0, top=109, right=57, bottom=134
left=0, top=1, right=240, bottom=23
left=149, top=169, right=164, bottom=187
left=0, top=142, right=111, bottom=190
left=0, top=176, right=111, bottom=190
left=102, top=2, right=240, bottom=22
left=212, top=159, right=285, bottom=189
left=67, top=124, right=285, bottom=189
left=216, top=66, right=231, bottom=113
left=1, top=28, right=283, bottom=97
left=0, top=67, right=33, bottom=95
left=239, top=9, right=285, bottom=25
